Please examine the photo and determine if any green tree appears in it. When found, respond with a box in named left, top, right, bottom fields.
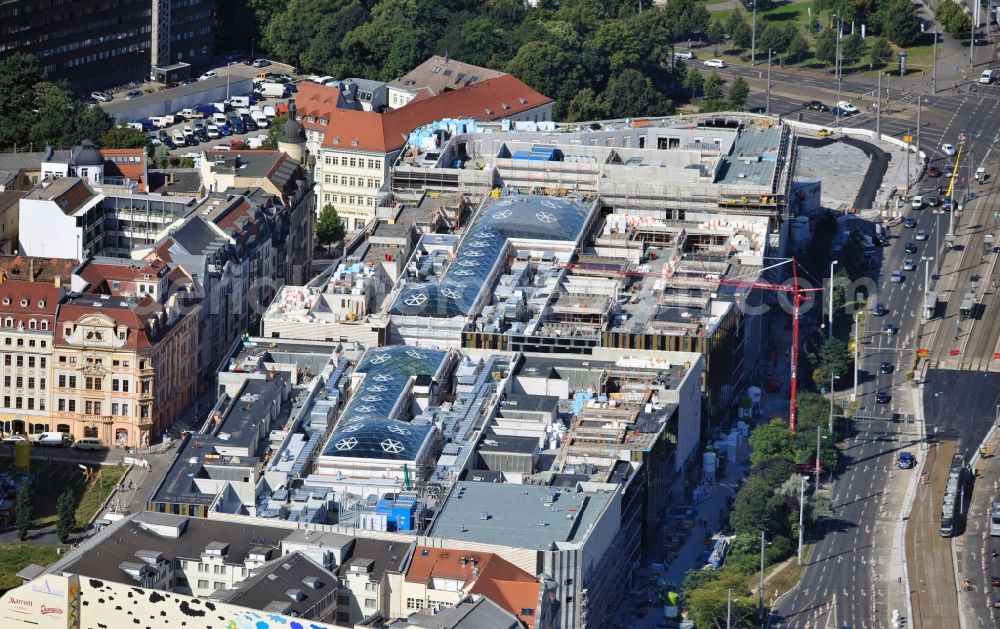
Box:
left=100, top=126, right=150, bottom=149
left=56, top=489, right=76, bottom=544
left=707, top=20, right=727, bottom=56
left=817, top=337, right=852, bottom=383
left=316, top=204, right=346, bottom=250
left=814, top=27, right=838, bottom=66
left=663, top=0, right=711, bottom=41
left=730, top=477, right=785, bottom=535
left=882, top=0, right=921, bottom=46
left=704, top=71, right=725, bottom=102
left=786, top=29, right=811, bottom=63
left=685, top=579, right=756, bottom=628
left=758, top=22, right=789, bottom=55
left=728, top=76, right=750, bottom=110
left=727, top=11, right=753, bottom=50
left=150, top=144, right=170, bottom=169
left=602, top=68, right=672, bottom=118
left=938, top=1, right=972, bottom=39
left=263, top=113, right=289, bottom=150
left=684, top=68, right=705, bottom=98
left=566, top=88, right=606, bottom=122
left=15, top=483, right=32, bottom=541
left=869, top=36, right=893, bottom=67
left=505, top=41, right=585, bottom=119
left=748, top=419, right=795, bottom=466
left=840, top=32, right=865, bottom=67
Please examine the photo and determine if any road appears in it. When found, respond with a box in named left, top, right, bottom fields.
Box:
left=772, top=417, right=921, bottom=627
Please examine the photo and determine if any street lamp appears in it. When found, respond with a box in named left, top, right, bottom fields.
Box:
left=828, top=260, right=839, bottom=338
left=922, top=256, right=934, bottom=318
left=852, top=310, right=859, bottom=401
left=751, top=0, right=757, bottom=66
left=931, top=32, right=938, bottom=94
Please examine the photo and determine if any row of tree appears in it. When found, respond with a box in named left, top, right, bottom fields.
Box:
left=13, top=482, right=76, bottom=544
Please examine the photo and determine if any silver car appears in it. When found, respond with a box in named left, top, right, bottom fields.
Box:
left=903, top=258, right=915, bottom=271
left=915, top=229, right=928, bottom=241
left=891, top=271, right=902, bottom=283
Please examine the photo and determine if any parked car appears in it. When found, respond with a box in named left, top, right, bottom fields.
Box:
left=199, top=71, right=218, bottom=81
left=927, top=166, right=942, bottom=177
left=35, top=431, right=71, bottom=447
left=876, top=391, right=891, bottom=404
left=125, top=89, right=142, bottom=100
left=197, top=128, right=209, bottom=142
left=942, top=143, right=956, bottom=156
left=703, top=59, right=726, bottom=68
left=915, top=229, right=928, bottom=241
left=903, top=258, right=916, bottom=271
left=803, top=100, right=829, bottom=111
left=214, top=143, right=232, bottom=150
left=241, top=114, right=258, bottom=131
left=91, top=91, right=111, bottom=102
left=880, top=362, right=894, bottom=374
left=3, top=434, right=28, bottom=444
left=206, top=123, right=220, bottom=138
left=252, top=58, right=271, bottom=67
left=219, top=123, right=233, bottom=136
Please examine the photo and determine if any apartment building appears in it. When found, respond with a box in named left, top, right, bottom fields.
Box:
left=0, top=0, right=215, bottom=93
left=52, top=284, right=200, bottom=448
left=0, top=279, right=62, bottom=437
left=386, top=55, right=504, bottom=109
left=296, top=74, right=553, bottom=230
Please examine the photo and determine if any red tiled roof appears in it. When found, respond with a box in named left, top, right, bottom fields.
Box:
left=0, top=279, right=62, bottom=329
left=100, top=148, right=148, bottom=192
left=469, top=557, right=540, bottom=629
left=296, top=74, right=552, bottom=153
left=405, top=546, right=539, bottom=627
left=0, top=255, right=76, bottom=285
left=55, top=295, right=164, bottom=350
left=405, top=548, right=493, bottom=586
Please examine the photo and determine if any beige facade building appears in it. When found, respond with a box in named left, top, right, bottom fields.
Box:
left=52, top=275, right=200, bottom=448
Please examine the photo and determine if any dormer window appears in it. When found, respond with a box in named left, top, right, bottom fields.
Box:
left=4, top=318, right=11, bottom=327
left=37, top=300, right=45, bottom=308
left=19, top=298, right=27, bottom=307
left=40, top=321, right=48, bottom=331
left=28, top=320, right=36, bottom=330
left=2, top=297, right=9, bottom=306
left=64, top=326, right=71, bottom=336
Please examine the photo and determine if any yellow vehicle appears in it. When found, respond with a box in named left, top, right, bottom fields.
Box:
left=818, top=128, right=831, bottom=137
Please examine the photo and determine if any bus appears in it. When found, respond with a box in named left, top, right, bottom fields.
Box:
left=991, top=501, right=1000, bottom=537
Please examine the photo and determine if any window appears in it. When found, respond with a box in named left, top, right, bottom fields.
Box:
left=39, top=357, right=45, bottom=366
left=39, top=378, right=45, bottom=390
left=93, top=402, right=101, bottom=415
left=406, top=598, right=425, bottom=610
left=68, top=400, right=75, bottom=412
left=197, top=579, right=209, bottom=589
left=3, top=356, right=7, bottom=366
left=26, top=378, right=32, bottom=389
left=2, top=376, right=8, bottom=387
left=27, top=357, right=34, bottom=368
left=213, top=581, right=225, bottom=590
left=111, top=403, right=119, bottom=415
left=3, top=396, right=8, bottom=408
left=27, top=399, right=33, bottom=410
left=58, top=375, right=66, bottom=388
left=85, top=401, right=93, bottom=414
left=58, top=399, right=65, bottom=411
left=364, top=598, right=376, bottom=608
left=520, top=608, right=535, bottom=616
left=199, top=563, right=207, bottom=572
left=213, top=565, right=223, bottom=574
left=15, top=397, right=21, bottom=409
left=121, top=404, right=129, bottom=416
left=69, top=376, right=76, bottom=388
left=15, top=356, right=21, bottom=367
left=140, top=404, right=149, bottom=419
left=15, top=376, right=21, bottom=387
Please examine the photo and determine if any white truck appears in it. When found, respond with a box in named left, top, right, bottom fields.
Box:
left=258, top=82, right=289, bottom=98
left=150, top=114, right=177, bottom=129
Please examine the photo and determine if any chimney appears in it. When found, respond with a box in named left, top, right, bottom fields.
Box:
left=28, top=258, right=34, bottom=282
left=54, top=276, right=61, bottom=288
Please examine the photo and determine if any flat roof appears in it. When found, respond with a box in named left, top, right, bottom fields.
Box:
left=717, top=123, right=782, bottom=186
left=428, top=481, right=614, bottom=550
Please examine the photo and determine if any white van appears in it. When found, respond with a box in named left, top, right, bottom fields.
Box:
left=981, top=69, right=994, bottom=84
left=73, top=437, right=106, bottom=450
left=227, top=95, right=251, bottom=108
left=212, top=112, right=228, bottom=126
left=35, top=431, right=70, bottom=447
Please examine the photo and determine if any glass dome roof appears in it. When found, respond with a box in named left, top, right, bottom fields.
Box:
left=390, top=195, right=591, bottom=318
left=321, top=418, right=431, bottom=460
left=337, top=346, right=448, bottom=425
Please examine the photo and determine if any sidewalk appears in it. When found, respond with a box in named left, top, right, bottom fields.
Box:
left=958, top=423, right=1000, bottom=627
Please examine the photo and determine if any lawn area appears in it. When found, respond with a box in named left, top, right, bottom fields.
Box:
left=0, top=543, right=60, bottom=595
left=0, top=458, right=125, bottom=531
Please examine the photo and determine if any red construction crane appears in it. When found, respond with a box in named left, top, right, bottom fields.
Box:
left=717, top=259, right=822, bottom=432
left=560, top=257, right=822, bottom=431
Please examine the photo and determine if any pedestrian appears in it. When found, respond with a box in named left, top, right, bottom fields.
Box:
left=128, top=480, right=134, bottom=491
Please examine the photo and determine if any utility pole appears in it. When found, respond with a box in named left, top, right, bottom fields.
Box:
left=727, top=588, right=732, bottom=629
left=932, top=32, right=938, bottom=94
left=905, top=127, right=911, bottom=197
left=751, top=0, right=757, bottom=66
left=967, top=148, right=975, bottom=203
left=971, top=1, right=977, bottom=70
left=828, top=260, right=838, bottom=338
left=816, top=426, right=822, bottom=494
left=798, top=475, right=805, bottom=564
left=923, top=256, right=934, bottom=317
left=759, top=530, right=765, bottom=621
left=766, top=49, right=772, bottom=115
left=876, top=72, right=882, bottom=138
left=834, top=14, right=843, bottom=126
left=916, top=97, right=922, bottom=158
left=852, top=311, right=859, bottom=401
left=829, top=370, right=836, bottom=432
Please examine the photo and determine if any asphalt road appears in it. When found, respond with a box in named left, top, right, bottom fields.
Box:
left=772, top=417, right=920, bottom=627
